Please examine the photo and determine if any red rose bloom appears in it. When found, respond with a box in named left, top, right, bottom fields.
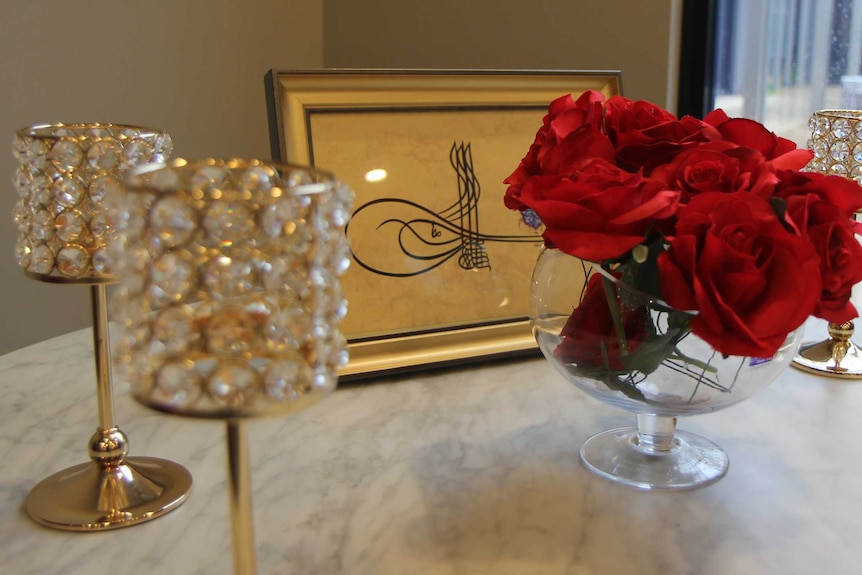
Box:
left=658, top=192, right=821, bottom=357
left=774, top=171, right=862, bottom=322
left=504, top=91, right=606, bottom=211
left=704, top=108, right=813, bottom=170
left=651, top=141, right=779, bottom=201
left=554, top=272, right=648, bottom=370
left=603, top=96, right=720, bottom=175
left=517, top=158, right=680, bottom=261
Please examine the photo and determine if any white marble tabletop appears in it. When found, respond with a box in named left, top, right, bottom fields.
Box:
left=1, top=319, right=861, bottom=575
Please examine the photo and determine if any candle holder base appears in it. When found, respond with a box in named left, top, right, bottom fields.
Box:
left=792, top=321, right=862, bottom=379
left=25, top=456, right=192, bottom=531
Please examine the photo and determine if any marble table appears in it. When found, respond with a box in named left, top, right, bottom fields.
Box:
left=1, top=321, right=861, bottom=575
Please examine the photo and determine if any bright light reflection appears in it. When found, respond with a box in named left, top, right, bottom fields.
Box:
left=498, top=298, right=509, bottom=307
left=364, top=168, right=388, bottom=182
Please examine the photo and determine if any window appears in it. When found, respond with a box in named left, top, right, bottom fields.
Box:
left=712, top=0, right=862, bottom=147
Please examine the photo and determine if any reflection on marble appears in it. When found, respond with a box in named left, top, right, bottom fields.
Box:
left=1, top=318, right=861, bottom=574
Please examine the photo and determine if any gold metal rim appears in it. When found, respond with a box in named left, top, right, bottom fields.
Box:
left=23, top=270, right=115, bottom=285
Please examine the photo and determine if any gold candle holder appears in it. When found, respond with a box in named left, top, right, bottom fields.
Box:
left=12, top=123, right=192, bottom=530
left=112, top=159, right=353, bottom=573
left=793, top=110, right=862, bottom=378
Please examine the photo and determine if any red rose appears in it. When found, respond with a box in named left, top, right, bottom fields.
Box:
left=517, top=158, right=680, bottom=261
left=504, top=91, right=607, bottom=210
left=774, top=171, right=862, bottom=322
left=603, top=96, right=720, bottom=174
left=651, top=141, right=779, bottom=201
left=704, top=108, right=813, bottom=169
left=554, top=271, right=648, bottom=370
left=658, top=192, right=821, bottom=357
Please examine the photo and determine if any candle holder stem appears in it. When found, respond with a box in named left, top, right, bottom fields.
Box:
left=24, top=284, right=193, bottom=531
left=227, top=419, right=257, bottom=575
left=92, top=284, right=116, bottom=429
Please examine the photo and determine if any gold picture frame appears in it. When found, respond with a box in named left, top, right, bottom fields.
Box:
left=264, top=69, right=622, bottom=380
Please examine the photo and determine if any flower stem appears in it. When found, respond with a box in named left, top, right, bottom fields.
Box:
left=600, top=274, right=628, bottom=356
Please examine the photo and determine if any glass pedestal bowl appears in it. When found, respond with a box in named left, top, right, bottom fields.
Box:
left=530, top=248, right=801, bottom=490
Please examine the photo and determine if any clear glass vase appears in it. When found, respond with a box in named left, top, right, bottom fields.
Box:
left=530, top=247, right=801, bottom=490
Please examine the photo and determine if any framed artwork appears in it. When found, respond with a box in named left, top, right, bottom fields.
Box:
left=264, top=69, right=622, bottom=379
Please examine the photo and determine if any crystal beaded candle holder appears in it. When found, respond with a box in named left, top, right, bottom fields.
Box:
left=112, top=159, right=353, bottom=418
left=793, top=110, right=862, bottom=378
left=11, top=123, right=191, bottom=531
left=806, top=110, right=862, bottom=183
left=12, top=123, right=172, bottom=281
left=112, top=159, right=352, bottom=572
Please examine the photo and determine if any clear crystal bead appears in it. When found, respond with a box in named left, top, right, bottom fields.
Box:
left=829, top=163, right=848, bottom=176
left=123, top=138, right=153, bottom=166
left=15, top=238, right=32, bottom=268
left=805, top=158, right=823, bottom=173
left=56, top=245, right=90, bottom=278
left=91, top=247, right=112, bottom=276
left=87, top=138, right=123, bottom=170
left=109, top=194, right=147, bottom=240
left=310, top=367, right=337, bottom=393
left=263, top=356, right=312, bottom=401
left=153, top=359, right=202, bottom=408
left=203, top=201, right=255, bottom=246
left=117, top=127, right=141, bottom=140
left=13, top=166, right=30, bottom=196
left=286, top=221, right=313, bottom=255
left=206, top=361, right=259, bottom=408
left=260, top=198, right=307, bottom=237
left=148, top=251, right=196, bottom=306
left=191, top=166, right=230, bottom=194
left=264, top=305, right=311, bottom=350
left=55, top=210, right=86, bottom=242
left=12, top=201, right=31, bottom=233
left=243, top=294, right=278, bottom=324
left=322, top=235, right=352, bottom=276
left=831, top=118, right=851, bottom=139
left=30, top=210, right=55, bottom=241
left=53, top=175, right=86, bottom=208
left=240, top=165, right=274, bottom=193
left=830, top=141, right=850, bottom=162
left=284, top=170, right=314, bottom=187
left=49, top=138, right=83, bottom=171
left=12, top=135, right=29, bottom=161
left=88, top=174, right=121, bottom=204
left=152, top=133, right=173, bottom=163
left=149, top=195, right=197, bottom=247
left=28, top=187, right=52, bottom=212
left=319, top=192, right=351, bottom=229
left=205, top=305, right=258, bottom=356
left=26, top=138, right=50, bottom=170
left=315, top=330, right=349, bottom=368
left=203, top=250, right=256, bottom=300
left=813, top=116, right=830, bottom=137
left=151, top=305, right=196, bottom=356
left=90, top=211, right=108, bottom=237
left=260, top=253, right=309, bottom=296
left=852, top=143, right=862, bottom=164
left=813, top=139, right=829, bottom=159
left=28, top=243, right=54, bottom=274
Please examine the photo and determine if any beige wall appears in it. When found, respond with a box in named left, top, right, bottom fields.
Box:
left=0, top=1, right=323, bottom=354
left=323, top=0, right=681, bottom=108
